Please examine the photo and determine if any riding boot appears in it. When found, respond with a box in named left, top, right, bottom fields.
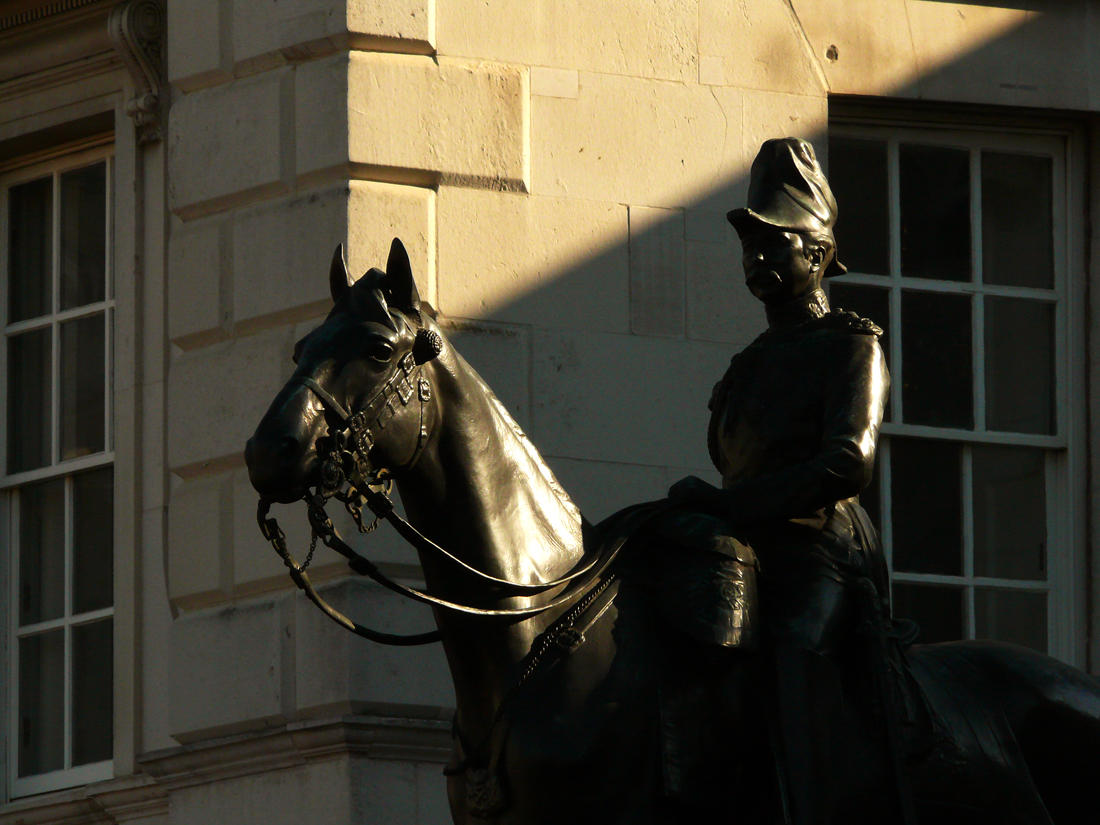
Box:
left=770, top=646, right=843, bottom=825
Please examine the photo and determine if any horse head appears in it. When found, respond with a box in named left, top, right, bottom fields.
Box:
left=245, top=238, right=442, bottom=503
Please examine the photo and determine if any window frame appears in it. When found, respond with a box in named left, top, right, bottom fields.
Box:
left=1, top=144, right=116, bottom=798
left=827, top=110, right=1088, bottom=667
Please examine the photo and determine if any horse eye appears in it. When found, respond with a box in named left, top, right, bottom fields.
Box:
left=367, top=340, right=395, bottom=363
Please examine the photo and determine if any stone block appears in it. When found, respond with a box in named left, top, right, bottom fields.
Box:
left=293, top=54, right=349, bottom=175
left=789, top=0, right=918, bottom=96
left=436, top=188, right=629, bottom=333
left=436, top=0, right=696, bottom=83
left=443, top=320, right=532, bottom=428
left=685, top=208, right=739, bottom=246
left=686, top=238, right=763, bottom=346
left=166, top=0, right=224, bottom=86
left=233, top=0, right=347, bottom=66
left=349, top=759, right=419, bottom=824
left=168, top=70, right=286, bottom=216
left=530, top=330, right=729, bottom=468
left=297, top=53, right=529, bottom=189
left=230, top=182, right=433, bottom=326
left=699, top=0, right=826, bottom=95
left=346, top=181, right=435, bottom=304
left=741, top=89, right=827, bottom=166
left=544, top=457, right=668, bottom=524
left=629, top=206, right=685, bottom=337
left=233, top=0, right=435, bottom=67
left=166, top=474, right=226, bottom=602
left=348, top=0, right=435, bottom=48
left=533, top=74, right=742, bottom=207
left=294, top=580, right=455, bottom=714
left=906, top=3, right=1088, bottom=109
left=531, top=67, right=578, bottom=99
left=168, top=216, right=224, bottom=343
left=231, top=187, right=346, bottom=326
left=167, top=327, right=294, bottom=469
left=413, top=761, right=453, bottom=823
left=172, top=760, right=352, bottom=825
left=231, top=469, right=292, bottom=591
left=169, top=597, right=285, bottom=738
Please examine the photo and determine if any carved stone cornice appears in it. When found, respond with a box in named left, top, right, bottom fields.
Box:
left=107, top=0, right=164, bottom=144
left=0, top=0, right=103, bottom=32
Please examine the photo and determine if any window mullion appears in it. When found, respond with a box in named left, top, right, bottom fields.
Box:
left=50, top=172, right=60, bottom=469
left=887, top=138, right=904, bottom=421
left=9, top=487, right=20, bottom=788
left=970, top=149, right=987, bottom=435
left=63, top=474, right=73, bottom=770
left=961, top=445, right=976, bottom=639
left=104, top=158, right=113, bottom=453
left=880, top=439, right=893, bottom=571
left=1, top=185, right=9, bottom=477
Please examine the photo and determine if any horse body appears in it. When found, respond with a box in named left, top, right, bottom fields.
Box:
left=246, top=240, right=1100, bottom=824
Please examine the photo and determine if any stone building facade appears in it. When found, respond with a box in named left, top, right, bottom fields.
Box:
left=0, top=0, right=1098, bottom=822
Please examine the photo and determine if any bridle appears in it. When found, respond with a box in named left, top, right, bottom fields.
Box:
left=255, top=325, right=628, bottom=647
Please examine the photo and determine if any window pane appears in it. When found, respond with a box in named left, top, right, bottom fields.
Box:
left=73, top=467, right=113, bottom=613
left=18, top=629, right=65, bottom=777
left=891, top=438, right=962, bottom=575
left=8, top=176, right=52, bottom=322
left=973, top=446, right=1046, bottom=580
left=72, top=618, right=113, bottom=766
left=982, top=152, right=1053, bottom=289
left=975, top=588, right=1046, bottom=653
left=901, top=291, right=973, bottom=428
left=8, top=327, right=52, bottom=473
left=60, top=313, right=105, bottom=460
left=19, top=477, right=66, bottom=625
left=900, top=144, right=971, bottom=282
left=892, top=583, right=964, bottom=644
left=828, top=137, right=890, bottom=275
left=60, top=163, right=107, bottom=310
left=985, top=297, right=1055, bottom=434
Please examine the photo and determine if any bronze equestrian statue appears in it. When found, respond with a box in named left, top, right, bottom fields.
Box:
left=245, top=140, right=1100, bottom=824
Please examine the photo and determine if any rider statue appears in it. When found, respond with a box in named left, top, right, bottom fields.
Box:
left=668, top=137, right=891, bottom=825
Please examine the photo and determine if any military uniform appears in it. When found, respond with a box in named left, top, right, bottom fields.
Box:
left=707, top=305, right=890, bottom=623
left=666, top=138, right=893, bottom=825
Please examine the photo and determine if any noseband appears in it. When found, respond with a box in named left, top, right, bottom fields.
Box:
left=255, top=326, right=628, bottom=647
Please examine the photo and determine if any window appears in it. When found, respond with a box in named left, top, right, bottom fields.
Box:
left=2, top=148, right=114, bottom=797
left=826, top=118, right=1084, bottom=664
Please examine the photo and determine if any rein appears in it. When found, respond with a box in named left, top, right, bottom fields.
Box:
left=255, top=328, right=628, bottom=646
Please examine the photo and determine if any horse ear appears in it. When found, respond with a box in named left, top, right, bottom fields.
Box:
left=385, top=237, right=421, bottom=314
left=330, top=244, right=351, bottom=304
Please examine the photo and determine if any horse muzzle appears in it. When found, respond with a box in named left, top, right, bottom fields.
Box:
left=244, top=432, right=316, bottom=503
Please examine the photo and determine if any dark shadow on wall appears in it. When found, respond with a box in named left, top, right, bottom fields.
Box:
left=432, top=10, right=1068, bottom=522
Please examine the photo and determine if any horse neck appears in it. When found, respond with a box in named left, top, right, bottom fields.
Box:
left=395, top=348, right=586, bottom=733
left=402, top=348, right=585, bottom=588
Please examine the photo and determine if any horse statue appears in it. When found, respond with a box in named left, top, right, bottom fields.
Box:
left=245, top=238, right=1100, bottom=824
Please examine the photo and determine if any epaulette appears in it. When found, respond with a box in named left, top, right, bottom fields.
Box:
left=822, top=308, right=883, bottom=337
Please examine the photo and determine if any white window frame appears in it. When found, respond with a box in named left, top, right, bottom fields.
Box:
left=1, top=145, right=115, bottom=798
left=828, top=116, right=1087, bottom=667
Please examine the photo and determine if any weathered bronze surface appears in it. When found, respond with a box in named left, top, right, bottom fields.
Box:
left=245, top=141, right=1100, bottom=824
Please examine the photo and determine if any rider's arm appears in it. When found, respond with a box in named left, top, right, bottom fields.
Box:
left=716, top=333, right=889, bottom=524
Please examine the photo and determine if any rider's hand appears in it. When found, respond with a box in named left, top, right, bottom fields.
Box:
left=668, top=475, right=725, bottom=511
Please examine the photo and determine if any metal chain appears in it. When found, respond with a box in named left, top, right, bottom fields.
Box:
left=297, top=529, right=319, bottom=573
left=518, top=572, right=617, bottom=687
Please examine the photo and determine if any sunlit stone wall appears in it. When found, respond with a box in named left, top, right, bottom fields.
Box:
left=152, top=1, right=1100, bottom=822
